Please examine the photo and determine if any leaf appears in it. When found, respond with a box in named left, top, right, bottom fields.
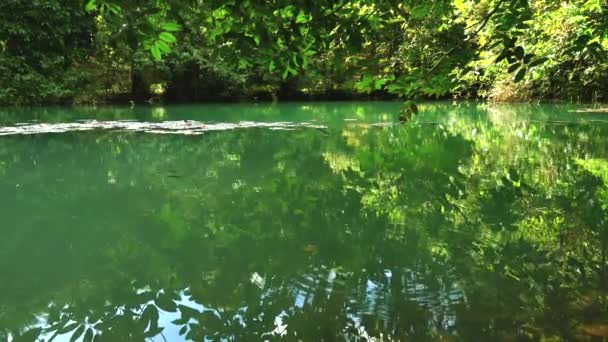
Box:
left=69, top=325, right=85, bottom=342
left=155, top=294, right=177, bottom=312
left=523, top=54, right=534, bottom=64
left=83, top=328, right=94, bottom=342
left=295, top=10, right=309, bottom=23
left=514, top=46, right=525, bottom=59
left=508, top=63, right=521, bottom=73
left=85, top=0, right=97, bottom=12
left=495, top=50, right=509, bottom=63
left=107, top=3, right=121, bottom=15
left=179, top=325, right=188, bottom=335
left=58, top=322, right=80, bottom=334
left=156, top=40, right=171, bottom=53
left=150, top=45, right=162, bottom=61
left=514, top=68, right=526, bottom=82
left=178, top=304, right=201, bottom=319
left=528, top=57, right=548, bottom=68
left=142, top=304, right=160, bottom=327
left=268, top=60, right=276, bottom=73
left=144, top=326, right=164, bottom=338
left=161, top=22, right=182, bottom=32
left=159, top=32, right=177, bottom=43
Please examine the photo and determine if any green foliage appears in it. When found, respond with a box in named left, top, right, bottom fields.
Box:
left=0, top=0, right=606, bottom=104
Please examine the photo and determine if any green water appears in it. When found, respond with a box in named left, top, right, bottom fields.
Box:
left=1, top=102, right=608, bottom=341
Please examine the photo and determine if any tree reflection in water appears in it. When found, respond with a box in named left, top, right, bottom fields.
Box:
left=1, top=103, right=608, bottom=341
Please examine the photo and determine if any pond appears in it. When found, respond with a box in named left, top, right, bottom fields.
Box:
left=1, top=102, right=608, bottom=341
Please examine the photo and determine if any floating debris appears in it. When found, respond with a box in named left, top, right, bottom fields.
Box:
left=0, top=120, right=328, bottom=136
left=570, top=108, right=608, bottom=113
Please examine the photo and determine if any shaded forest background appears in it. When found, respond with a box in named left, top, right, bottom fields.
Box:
left=0, top=0, right=607, bottom=106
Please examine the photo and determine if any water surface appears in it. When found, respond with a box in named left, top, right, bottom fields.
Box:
left=1, top=102, right=608, bottom=341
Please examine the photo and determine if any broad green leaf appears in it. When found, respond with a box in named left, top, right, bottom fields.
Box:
left=296, top=10, right=309, bottom=23
left=85, top=0, right=97, bottom=12
left=159, top=32, right=177, bottom=43
left=156, top=40, right=171, bottom=53
left=161, top=22, right=182, bottom=32
left=151, top=45, right=162, bottom=61
left=107, top=3, right=121, bottom=15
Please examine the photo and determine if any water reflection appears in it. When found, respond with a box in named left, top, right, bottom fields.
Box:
left=1, top=103, right=608, bottom=341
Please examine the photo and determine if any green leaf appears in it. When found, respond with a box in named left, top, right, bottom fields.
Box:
left=144, top=326, right=164, bottom=338
left=159, top=32, right=177, bottom=43
left=514, top=68, right=527, bottom=82
left=82, top=328, right=94, bottom=342
left=268, top=60, right=276, bottom=73
left=514, top=46, right=525, bottom=59
left=528, top=57, right=548, bottom=68
left=296, top=10, right=309, bottom=23
left=495, top=50, right=509, bottom=63
left=69, top=325, right=85, bottom=342
left=155, top=293, right=177, bottom=312
left=523, top=54, right=534, bottom=64
left=151, top=45, right=162, bottom=61
left=156, top=40, right=171, bottom=53
left=85, top=0, right=97, bottom=12
left=161, top=22, right=182, bottom=32
left=107, top=3, right=121, bottom=15
left=142, top=304, right=160, bottom=327
left=58, top=322, right=80, bottom=334
left=508, top=63, right=521, bottom=73
left=179, top=325, right=188, bottom=335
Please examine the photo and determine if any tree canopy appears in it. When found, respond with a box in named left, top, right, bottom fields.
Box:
left=0, top=0, right=606, bottom=105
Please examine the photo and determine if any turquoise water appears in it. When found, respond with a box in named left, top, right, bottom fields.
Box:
left=1, top=102, right=608, bottom=341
